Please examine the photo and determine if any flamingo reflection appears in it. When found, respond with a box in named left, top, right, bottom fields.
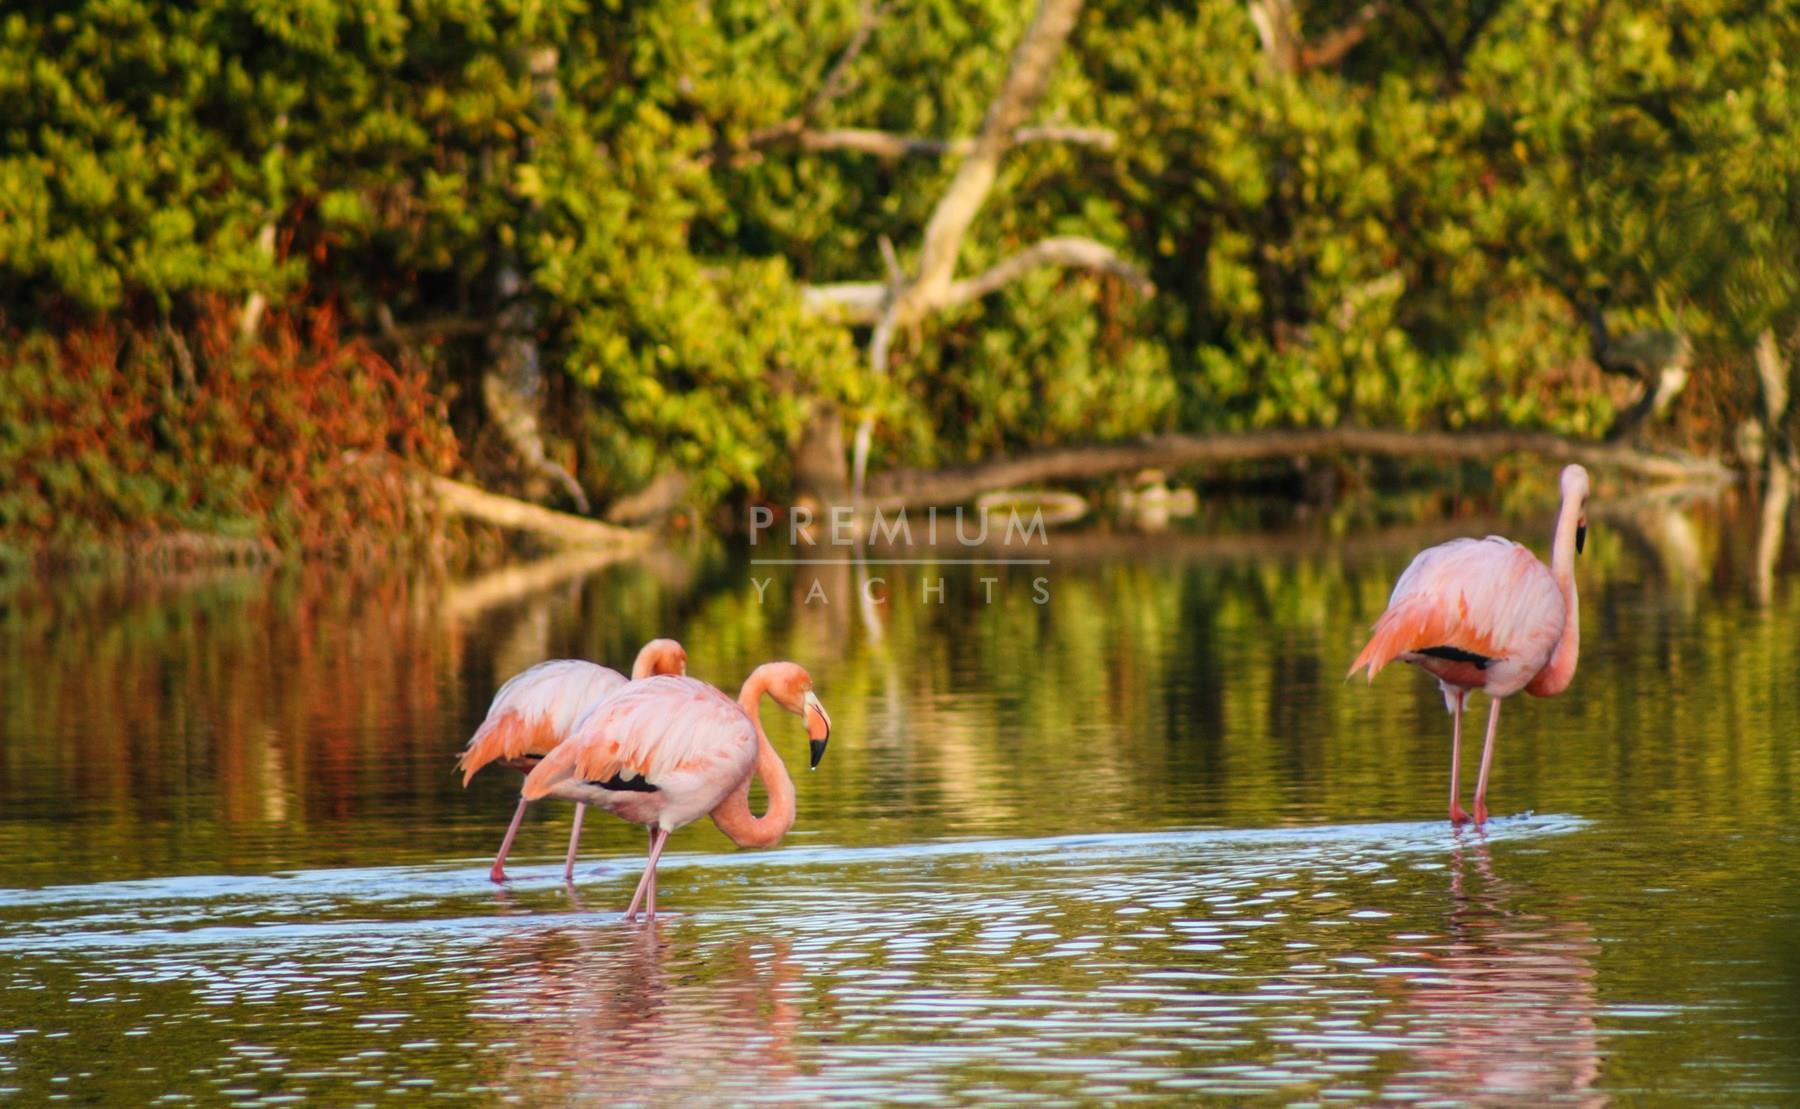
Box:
left=1379, top=835, right=1605, bottom=1106
left=467, top=899, right=805, bottom=1100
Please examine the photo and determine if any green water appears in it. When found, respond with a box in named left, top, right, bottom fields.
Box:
left=2, top=493, right=1797, bottom=1104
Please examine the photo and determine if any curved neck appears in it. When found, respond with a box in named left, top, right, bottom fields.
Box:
left=1528, top=493, right=1583, bottom=697
left=708, top=672, right=796, bottom=848
left=629, top=643, right=663, bottom=679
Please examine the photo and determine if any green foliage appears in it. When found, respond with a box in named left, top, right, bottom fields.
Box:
left=4, top=0, right=1799, bottom=552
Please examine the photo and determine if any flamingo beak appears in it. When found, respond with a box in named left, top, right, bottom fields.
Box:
left=1576, top=519, right=1587, bottom=555
left=803, top=691, right=831, bottom=769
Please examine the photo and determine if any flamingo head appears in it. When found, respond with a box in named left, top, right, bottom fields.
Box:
left=761, top=662, right=833, bottom=769
left=631, top=638, right=688, bottom=679
left=1560, top=465, right=1591, bottom=555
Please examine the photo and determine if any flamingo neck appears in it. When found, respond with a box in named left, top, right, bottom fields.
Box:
left=1528, top=492, right=1582, bottom=697
left=628, top=644, right=661, bottom=679
left=708, top=671, right=796, bottom=848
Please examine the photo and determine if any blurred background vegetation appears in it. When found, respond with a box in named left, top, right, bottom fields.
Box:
left=2, top=0, right=1797, bottom=559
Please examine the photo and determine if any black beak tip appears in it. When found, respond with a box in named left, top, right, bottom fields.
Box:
left=1576, top=524, right=1587, bottom=555
left=809, top=738, right=828, bottom=770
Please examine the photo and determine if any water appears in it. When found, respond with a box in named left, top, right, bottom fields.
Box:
left=2, top=490, right=1797, bottom=1104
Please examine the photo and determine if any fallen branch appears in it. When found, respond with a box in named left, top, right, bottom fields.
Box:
left=427, top=474, right=649, bottom=550
left=862, top=427, right=1733, bottom=509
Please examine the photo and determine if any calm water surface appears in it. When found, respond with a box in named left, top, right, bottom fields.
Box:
left=2, top=489, right=1797, bottom=1104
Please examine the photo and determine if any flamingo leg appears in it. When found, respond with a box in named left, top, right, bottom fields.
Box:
left=489, top=797, right=530, bottom=883
left=646, top=827, right=658, bottom=918
left=622, top=827, right=670, bottom=923
left=1472, top=697, right=1503, bottom=825
left=1448, top=690, right=1470, bottom=826
left=561, top=803, right=588, bottom=882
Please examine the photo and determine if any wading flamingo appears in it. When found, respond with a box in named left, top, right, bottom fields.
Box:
left=1349, top=465, right=1589, bottom=825
left=520, top=662, right=832, bottom=921
left=460, top=639, right=688, bottom=882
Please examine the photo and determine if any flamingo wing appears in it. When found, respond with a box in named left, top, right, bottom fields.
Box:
left=1349, top=537, right=1563, bottom=682
left=458, top=660, right=627, bottom=784
left=520, top=676, right=756, bottom=801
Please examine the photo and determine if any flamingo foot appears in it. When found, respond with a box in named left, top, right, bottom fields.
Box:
left=1472, top=800, right=1489, bottom=825
left=1448, top=804, right=1472, bottom=826
left=489, top=862, right=509, bottom=884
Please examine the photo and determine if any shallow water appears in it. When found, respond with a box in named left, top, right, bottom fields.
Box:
left=2, top=490, right=1798, bottom=1104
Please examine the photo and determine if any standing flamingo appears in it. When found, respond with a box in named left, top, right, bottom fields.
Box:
left=520, top=662, right=831, bottom=921
left=1349, top=464, right=1589, bottom=825
left=460, top=639, right=688, bottom=882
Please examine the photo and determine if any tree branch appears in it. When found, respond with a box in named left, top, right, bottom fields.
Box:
left=804, top=235, right=1152, bottom=324
left=805, top=0, right=884, bottom=118
left=803, top=281, right=889, bottom=323
left=1298, top=2, right=1386, bottom=70
left=862, top=428, right=1731, bottom=509
left=791, top=124, right=1115, bottom=159
left=945, top=236, right=1155, bottom=305
left=426, top=473, right=648, bottom=549
left=899, top=0, right=1085, bottom=320
left=721, top=1, right=885, bottom=163
left=1396, top=0, right=1457, bottom=70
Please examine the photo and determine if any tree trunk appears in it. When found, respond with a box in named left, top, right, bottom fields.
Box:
left=1247, top=0, right=1301, bottom=75
left=793, top=407, right=851, bottom=505
left=484, top=45, right=590, bottom=513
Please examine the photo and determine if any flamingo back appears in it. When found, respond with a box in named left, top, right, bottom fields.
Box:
left=1349, top=537, right=1564, bottom=694
left=520, top=676, right=757, bottom=805
left=458, top=660, right=627, bottom=784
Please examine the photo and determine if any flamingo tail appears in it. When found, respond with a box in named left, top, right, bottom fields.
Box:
left=457, top=712, right=546, bottom=786
left=519, top=741, right=582, bottom=801
left=1348, top=596, right=1447, bottom=681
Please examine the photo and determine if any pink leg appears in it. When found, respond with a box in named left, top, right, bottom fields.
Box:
left=1448, top=691, right=1470, bottom=825
left=646, top=827, right=658, bottom=918
left=562, top=803, right=588, bottom=882
left=1472, top=697, right=1503, bottom=825
left=622, top=827, right=670, bottom=923
left=490, top=797, right=529, bottom=883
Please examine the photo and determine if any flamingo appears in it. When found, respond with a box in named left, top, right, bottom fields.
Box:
left=1349, top=464, right=1589, bottom=825
left=459, top=639, right=688, bottom=882
left=520, top=662, right=832, bottom=921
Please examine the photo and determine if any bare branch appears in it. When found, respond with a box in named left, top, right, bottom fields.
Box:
left=735, top=1, right=886, bottom=156
left=901, top=0, right=1085, bottom=319
left=809, top=0, right=1108, bottom=505
left=803, top=281, right=888, bottom=323
left=807, top=0, right=885, bottom=117
left=792, top=124, right=1115, bottom=159
left=804, top=235, right=1151, bottom=323
left=1298, top=2, right=1385, bottom=70
left=946, top=236, right=1155, bottom=305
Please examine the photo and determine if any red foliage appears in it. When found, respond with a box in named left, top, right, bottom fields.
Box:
left=1, top=298, right=460, bottom=559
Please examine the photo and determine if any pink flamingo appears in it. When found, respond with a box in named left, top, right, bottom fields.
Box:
left=520, top=662, right=832, bottom=921
left=459, top=639, right=688, bottom=882
left=1349, top=464, right=1589, bottom=825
